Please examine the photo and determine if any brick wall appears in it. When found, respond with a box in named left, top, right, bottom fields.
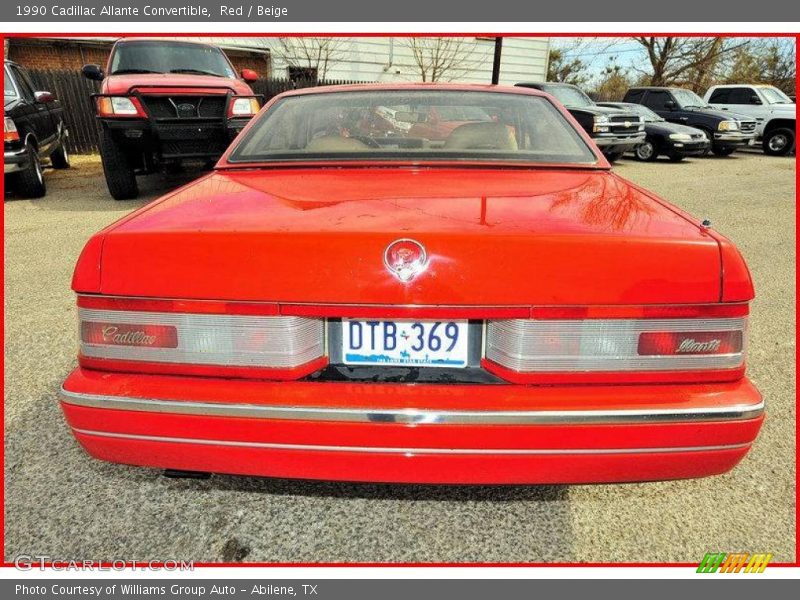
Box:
left=6, top=39, right=270, bottom=77
left=224, top=52, right=271, bottom=77
left=8, top=41, right=109, bottom=71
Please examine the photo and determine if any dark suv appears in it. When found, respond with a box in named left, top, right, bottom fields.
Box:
left=82, top=38, right=263, bottom=200
left=622, top=87, right=756, bottom=156
left=4, top=60, right=70, bottom=198
left=516, top=82, right=645, bottom=162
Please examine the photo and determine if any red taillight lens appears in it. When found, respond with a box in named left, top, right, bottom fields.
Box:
left=77, top=296, right=326, bottom=380
left=484, top=306, right=749, bottom=383
left=4, top=117, right=19, bottom=142
left=637, top=331, right=743, bottom=356
left=81, top=322, right=178, bottom=349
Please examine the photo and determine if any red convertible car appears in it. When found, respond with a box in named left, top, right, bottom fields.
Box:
left=60, top=84, right=763, bottom=484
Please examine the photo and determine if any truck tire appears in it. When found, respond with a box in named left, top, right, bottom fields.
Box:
left=14, top=142, right=46, bottom=198
left=100, top=131, right=138, bottom=200
left=50, top=140, right=70, bottom=169
left=712, top=145, right=736, bottom=157
left=763, top=127, right=795, bottom=156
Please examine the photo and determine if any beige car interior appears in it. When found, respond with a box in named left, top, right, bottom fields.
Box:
left=305, top=121, right=518, bottom=152
left=444, top=122, right=518, bottom=150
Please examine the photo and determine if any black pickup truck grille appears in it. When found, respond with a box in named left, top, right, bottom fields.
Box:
left=739, top=120, right=757, bottom=134
left=140, top=95, right=227, bottom=120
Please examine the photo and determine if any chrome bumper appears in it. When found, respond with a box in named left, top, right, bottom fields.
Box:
left=3, top=146, right=28, bottom=174
left=594, top=132, right=647, bottom=147
left=60, top=388, right=766, bottom=426
left=713, top=131, right=756, bottom=144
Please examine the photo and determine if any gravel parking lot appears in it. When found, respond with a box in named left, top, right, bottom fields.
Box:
left=4, top=152, right=795, bottom=563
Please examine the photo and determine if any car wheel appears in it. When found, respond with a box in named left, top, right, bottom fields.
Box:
left=712, top=145, right=736, bottom=157
left=100, top=130, right=138, bottom=200
left=50, top=139, right=71, bottom=169
left=14, top=143, right=46, bottom=198
left=634, top=140, right=658, bottom=162
left=604, top=151, right=625, bottom=163
left=763, top=128, right=795, bottom=156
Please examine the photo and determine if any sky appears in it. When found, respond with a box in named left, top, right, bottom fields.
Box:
left=550, top=37, right=648, bottom=82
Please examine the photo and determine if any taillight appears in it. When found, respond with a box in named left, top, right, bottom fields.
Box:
left=637, top=330, right=743, bottom=356
left=95, top=96, right=146, bottom=118
left=77, top=299, right=326, bottom=380
left=484, top=306, right=748, bottom=384
left=4, top=117, right=19, bottom=142
left=228, top=96, right=260, bottom=118
left=81, top=321, right=178, bottom=349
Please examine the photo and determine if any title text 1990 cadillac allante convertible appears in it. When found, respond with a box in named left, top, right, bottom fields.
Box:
left=60, top=84, right=763, bottom=484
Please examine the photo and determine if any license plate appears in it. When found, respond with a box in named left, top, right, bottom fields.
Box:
left=342, top=319, right=469, bottom=368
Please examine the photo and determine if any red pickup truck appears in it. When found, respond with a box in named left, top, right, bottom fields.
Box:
left=82, top=38, right=262, bottom=200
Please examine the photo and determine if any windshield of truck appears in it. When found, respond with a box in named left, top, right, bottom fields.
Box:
left=542, top=85, right=595, bottom=108
left=672, top=89, right=709, bottom=109
left=110, top=41, right=236, bottom=78
left=760, top=87, right=794, bottom=104
left=228, top=89, right=599, bottom=165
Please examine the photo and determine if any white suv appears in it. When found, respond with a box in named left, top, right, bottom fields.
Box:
left=704, top=84, right=795, bottom=156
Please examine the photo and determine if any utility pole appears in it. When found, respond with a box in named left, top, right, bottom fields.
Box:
left=491, top=37, right=503, bottom=84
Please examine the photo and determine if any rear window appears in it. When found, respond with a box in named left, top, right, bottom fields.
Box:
left=228, top=90, right=598, bottom=165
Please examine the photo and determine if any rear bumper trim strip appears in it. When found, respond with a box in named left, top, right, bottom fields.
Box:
left=72, top=427, right=751, bottom=455
left=60, top=388, right=765, bottom=425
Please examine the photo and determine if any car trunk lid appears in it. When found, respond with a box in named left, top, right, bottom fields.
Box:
left=92, top=167, right=722, bottom=305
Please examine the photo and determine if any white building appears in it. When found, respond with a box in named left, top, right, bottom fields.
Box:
left=267, top=37, right=551, bottom=85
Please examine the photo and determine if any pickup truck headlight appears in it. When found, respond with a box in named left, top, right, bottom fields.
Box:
left=669, top=133, right=693, bottom=141
left=96, top=96, right=144, bottom=118
left=592, top=115, right=611, bottom=133
left=229, top=97, right=261, bottom=118
left=4, top=117, right=19, bottom=142
left=718, top=120, right=740, bottom=132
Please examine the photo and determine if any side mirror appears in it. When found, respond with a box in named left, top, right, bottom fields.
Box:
left=749, top=94, right=762, bottom=105
left=663, top=100, right=676, bottom=110
left=81, top=64, right=104, bottom=81
left=241, top=69, right=258, bottom=83
left=34, top=91, right=54, bottom=104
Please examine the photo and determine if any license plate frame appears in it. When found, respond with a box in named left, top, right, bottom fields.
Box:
left=339, top=318, right=472, bottom=368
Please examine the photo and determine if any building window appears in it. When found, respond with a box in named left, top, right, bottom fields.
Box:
left=287, top=66, right=318, bottom=82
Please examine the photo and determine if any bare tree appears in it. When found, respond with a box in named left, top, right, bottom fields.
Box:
left=592, top=58, right=633, bottom=101
left=547, top=47, right=591, bottom=86
left=403, top=38, right=478, bottom=82
left=273, top=37, right=348, bottom=80
left=632, top=37, right=750, bottom=91
left=724, top=38, right=796, bottom=93
left=547, top=38, right=624, bottom=86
